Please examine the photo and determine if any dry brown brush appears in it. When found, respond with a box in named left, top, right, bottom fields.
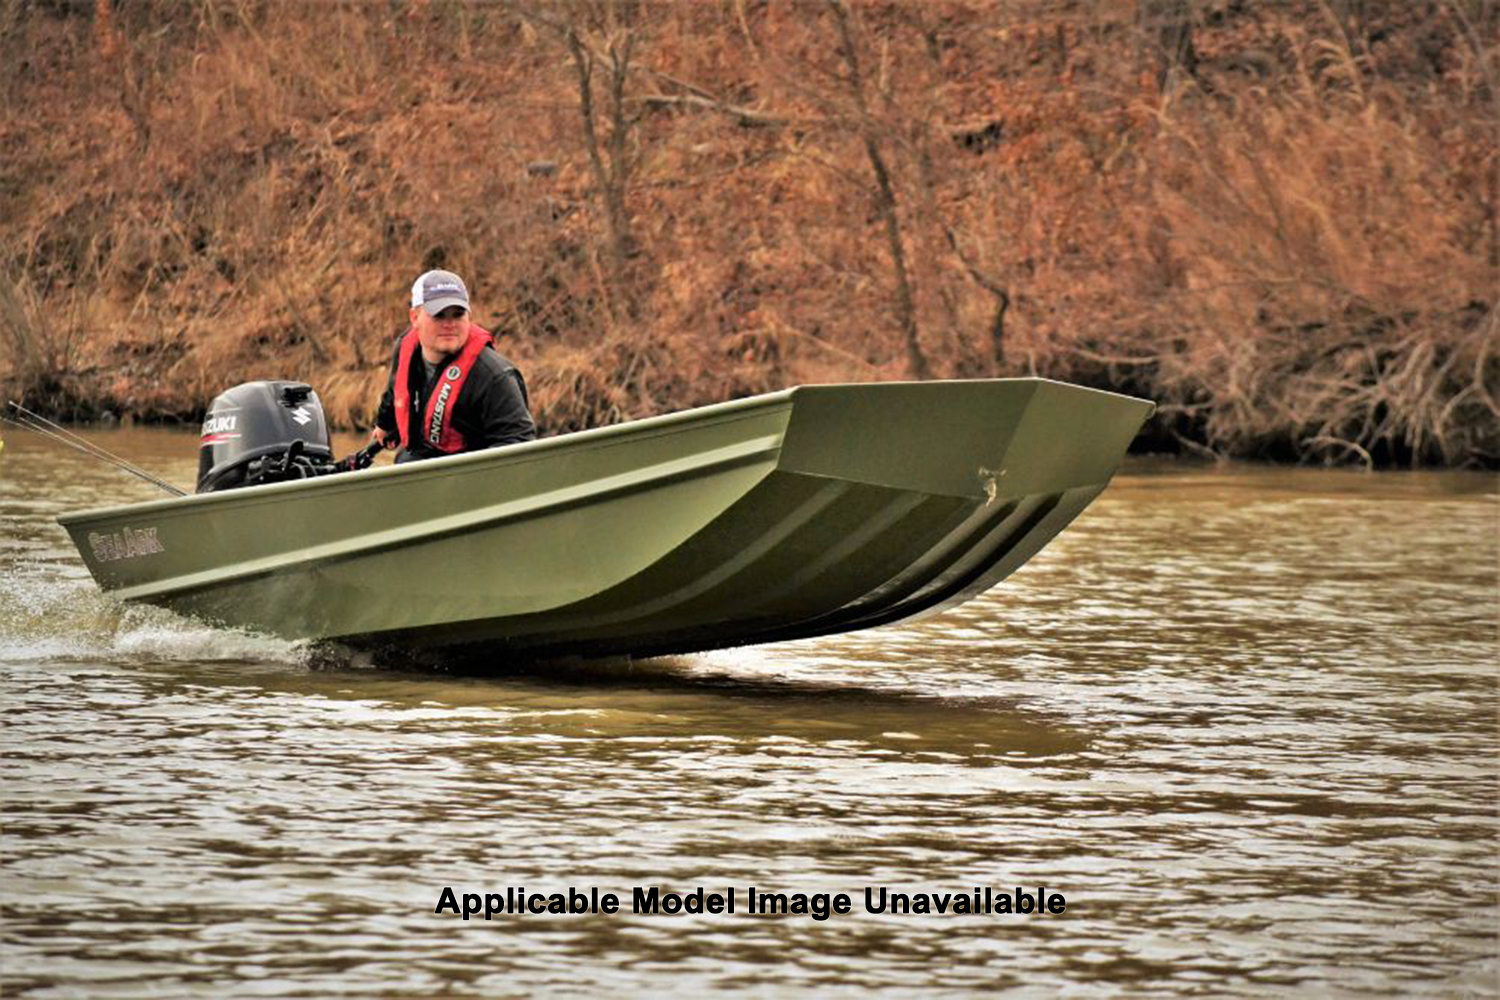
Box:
left=0, top=0, right=1494, bottom=465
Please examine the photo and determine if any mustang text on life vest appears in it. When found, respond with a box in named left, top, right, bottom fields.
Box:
left=393, top=326, right=494, bottom=454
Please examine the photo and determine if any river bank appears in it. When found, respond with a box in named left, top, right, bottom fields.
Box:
left=2, top=2, right=1495, bottom=466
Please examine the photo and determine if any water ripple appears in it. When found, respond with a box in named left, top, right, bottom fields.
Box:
left=2, top=439, right=1496, bottom=995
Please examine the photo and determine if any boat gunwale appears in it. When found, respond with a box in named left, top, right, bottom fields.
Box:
left=56, top=388, right=798, bottom=527
left=56, top=378, right=1152, bottom=528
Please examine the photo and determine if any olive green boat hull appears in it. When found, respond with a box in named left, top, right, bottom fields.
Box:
left=58, top=380, right=1153, bottom=662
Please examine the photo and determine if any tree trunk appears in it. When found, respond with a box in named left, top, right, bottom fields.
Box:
left=828, top=0, right=930, bottom=381
left=567, top=25, right=637, bottom=321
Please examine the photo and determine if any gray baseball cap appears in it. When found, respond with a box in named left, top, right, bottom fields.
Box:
left=410, top=269, right=470, bottom=315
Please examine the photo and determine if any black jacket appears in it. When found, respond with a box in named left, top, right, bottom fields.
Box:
left=374, top=331, right=537, bottom=461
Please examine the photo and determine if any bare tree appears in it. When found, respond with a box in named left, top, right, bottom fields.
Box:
left=827, top=0, right=930, bottom=380
left=523, top=1, right=641, bottom=322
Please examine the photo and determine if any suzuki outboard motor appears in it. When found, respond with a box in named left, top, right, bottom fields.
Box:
left=196, top=381, right=337, bottom=493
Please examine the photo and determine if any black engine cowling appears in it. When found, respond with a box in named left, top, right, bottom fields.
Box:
left=196, top=381, right=337, bottom=493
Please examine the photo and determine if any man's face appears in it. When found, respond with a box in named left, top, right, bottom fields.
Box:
left=412, top=305, right=471, bottom=361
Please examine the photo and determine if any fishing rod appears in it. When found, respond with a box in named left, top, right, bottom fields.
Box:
left=3, top=401, right=187, bottom=497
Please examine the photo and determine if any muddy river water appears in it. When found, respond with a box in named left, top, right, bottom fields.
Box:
left=1, top=427, right=1495, bottom=996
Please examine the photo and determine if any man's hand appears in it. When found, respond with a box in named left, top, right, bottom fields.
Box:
left=371, top=427, right=397, bottom=451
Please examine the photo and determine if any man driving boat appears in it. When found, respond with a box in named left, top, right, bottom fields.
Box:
left=370, top=269, right=536, bottom=463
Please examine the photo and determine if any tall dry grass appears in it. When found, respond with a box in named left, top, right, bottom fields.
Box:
left=1115, top=10, right=1499, bottom=465
left=0, top=0, right=1494, bottom=465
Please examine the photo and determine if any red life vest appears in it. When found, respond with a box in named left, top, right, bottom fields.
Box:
left=393, top=325, right=494, bottom=453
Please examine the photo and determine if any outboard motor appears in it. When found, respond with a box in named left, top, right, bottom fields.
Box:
left=196, top=380, right=337, bottom=493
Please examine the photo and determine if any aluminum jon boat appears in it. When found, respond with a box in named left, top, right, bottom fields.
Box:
left=58, top=379, right=1153, bottom=662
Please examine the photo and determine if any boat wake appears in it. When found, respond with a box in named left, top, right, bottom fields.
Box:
left=0, top=561, right=305, bottom=667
